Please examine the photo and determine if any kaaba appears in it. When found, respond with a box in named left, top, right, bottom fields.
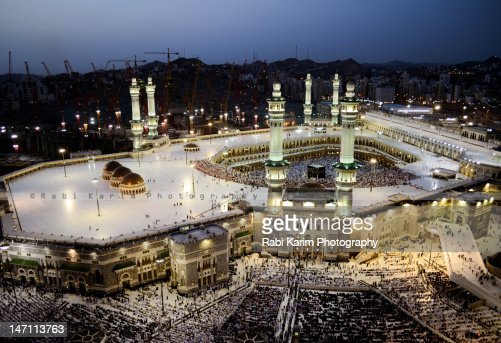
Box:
left=307, top=164, right=326, bottom=179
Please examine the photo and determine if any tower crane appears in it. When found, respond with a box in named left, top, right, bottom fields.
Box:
left=8, top=51, right=12, bottom=83
left=5, top=51, right=16, bottom=113
left=24, top=61, right=39, bottom=121
left=223, top=63, right=235, bottom=116
left=189, top=60, right=201, bottom=117
left=144, top=49, right=180, bottom=113
left=144, top=48, right=179, bottom=64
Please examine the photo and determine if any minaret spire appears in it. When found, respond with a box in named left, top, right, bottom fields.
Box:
left=145, top=77, right=159, bottom=136
left=265, top=81, right=289, bottom=206
left=334, top=79, right=359, bottom=216
left=331, top=73, right=340, bottom=125
left=304, top=73, right=312, bottom=125
left=129, top=78, right=144, bottom=151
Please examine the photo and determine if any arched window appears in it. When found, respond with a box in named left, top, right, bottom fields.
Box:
left=94, top=270, right=103, bottom=284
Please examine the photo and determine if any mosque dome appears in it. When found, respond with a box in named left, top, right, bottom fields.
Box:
left=346, top=80, right=355, bottom=92
left=119, top=173, right=146, bottom=195
left=486, top=252, right=501, bottom=278
left=102, top=161, right=122, bottom=180
left=110, top=166, right=132, bottom=187
left=104, top=160, right=121, bottom=171
left=111, top=166, right=131, bottom=178
left=121, top=173, right=144, bottom=186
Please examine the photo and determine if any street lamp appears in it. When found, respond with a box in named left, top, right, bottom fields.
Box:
left=92, top=178, right=101, bottom=216
left=59, top=148, right=67, bottom=177
left=369, top=158, right=377, bottom=192
left=11, top=134, right=19, bottom=160
left=208, top=122, right=213, bottom=144
left=96, top=109, right=101, bottom=129
left=190, top=164, right=196, bottom=197
left=115, top=111, right=122, bottom=126
left=183, top=139, right=188, bottom=165
left=156, top=257, right=166, bottom=314
left=189, top=115, right=194, bottom=135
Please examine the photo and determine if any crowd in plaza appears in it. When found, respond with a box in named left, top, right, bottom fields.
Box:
left=295, top=289, right=445, bottom=342
left=1, top=251, right=500, bottom=342
left=215, top=286, right=284, bottom=342
left=194, top=159, right=267, bottom=187
left=377, top=275, right=500, bottom=342
left=0, top=282, right=62, bottom=322
left=194, top=155, right=418, bottom=189
left=52, top=302, right=157, bottom=342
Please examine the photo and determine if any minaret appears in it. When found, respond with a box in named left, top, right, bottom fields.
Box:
left=331, top=74, right=340, bottom=125
left=129, top=78, right=143, bottom=150
left=265, top=82, right=289, bottom=207
left=334, top=79, right=358, bottom=217
left=303, top=74, right=312, bottom=125
left=145, top=77, right=158, bottom=137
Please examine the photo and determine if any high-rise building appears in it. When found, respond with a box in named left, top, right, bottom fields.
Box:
left=375, top=86, right=395, bottom=103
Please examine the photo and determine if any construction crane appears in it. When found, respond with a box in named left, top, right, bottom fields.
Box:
left=63, top=59, right=76, bottom=78
left=5, top=51, right=14, bottom=113
left=41, top=62, right=52, bottom=76
left=24, top=61, right=38, bottom=121
left=144, top=49, right=180, bottom=113
left=8, top=51, right=12, bottom=83
left=144, top=48, right=179, bottom=64
left=64, top=59, right=74, bottom=74
left=223, top=63, right=235, bottom=116
left=104, top=58, right=146, bottom=71
left=91, top=62, right=97, bottom=72
left=189, top=60, right=201, bottom=117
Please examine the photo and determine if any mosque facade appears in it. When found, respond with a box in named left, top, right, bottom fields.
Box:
left=0, top=76, right=499, bottom=296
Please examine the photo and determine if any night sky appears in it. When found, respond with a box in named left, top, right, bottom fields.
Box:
left=1, top=0, right=500, bottom=74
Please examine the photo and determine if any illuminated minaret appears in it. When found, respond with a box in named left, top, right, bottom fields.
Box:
left=145, top=77, right=158, bottom=137
left=331, top=74, right=340, bottom=125
left=129, top=78, right=143, bottom=150
left=303, top=73, right=312, bottom=125
left=334, top=79, right=358, bottom=216
left=265, top=82, right=289, bottom=206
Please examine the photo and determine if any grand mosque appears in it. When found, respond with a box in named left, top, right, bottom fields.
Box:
left=1, top=73, right=500, bottom=312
